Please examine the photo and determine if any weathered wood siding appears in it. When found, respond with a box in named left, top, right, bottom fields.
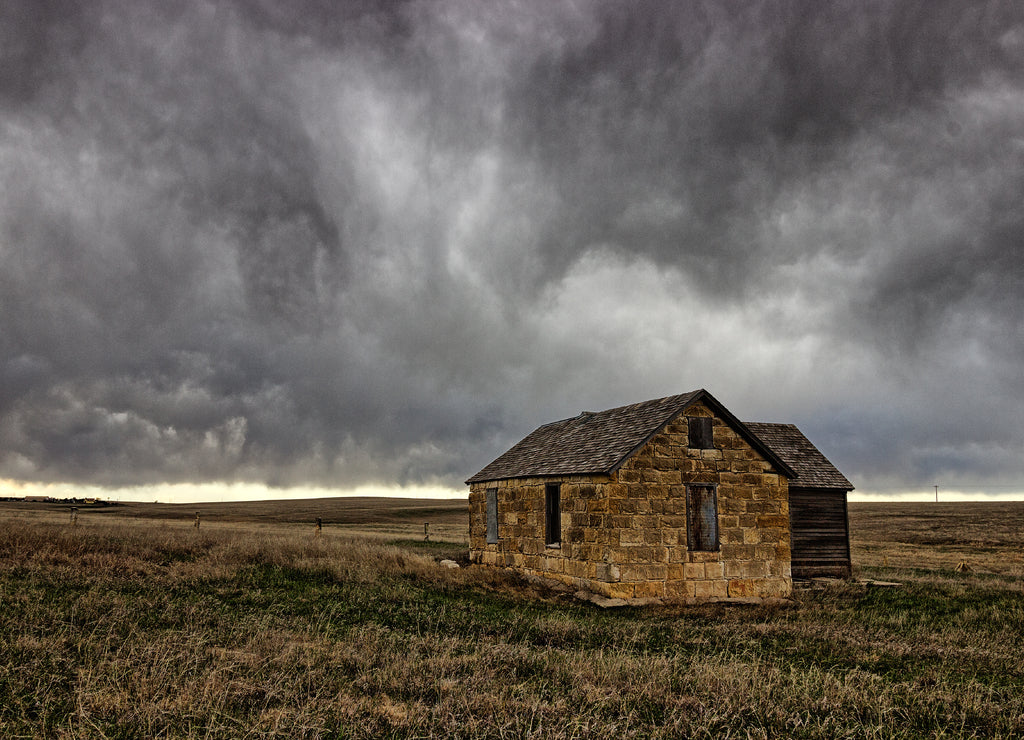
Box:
left=788, top=487, right=851, bottom=578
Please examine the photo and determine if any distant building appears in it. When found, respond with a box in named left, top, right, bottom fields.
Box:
left=466, top=389, right=853, bottom=604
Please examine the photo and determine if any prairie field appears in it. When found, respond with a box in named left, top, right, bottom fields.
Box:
left=0, top=500, right=1022, bottom=739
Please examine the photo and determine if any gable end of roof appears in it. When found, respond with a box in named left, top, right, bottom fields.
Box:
left=466, top=389, right=798, bottom=484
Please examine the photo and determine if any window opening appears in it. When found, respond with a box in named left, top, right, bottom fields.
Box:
left=486, top=487, right=499, bottom=544
left=545, top=483, right=560, bottom=546
left=688, top=416, right=714, bottom=449
left=686, top=483, right=719, bottom=551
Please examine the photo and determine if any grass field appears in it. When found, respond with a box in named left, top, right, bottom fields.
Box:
left=1, top=499, right=1022, bottom=738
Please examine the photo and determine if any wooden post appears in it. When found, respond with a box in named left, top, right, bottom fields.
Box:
left=424, top=523, right=430, bottom=542
left=194, top=511, right=201, bottom=530
left=70, top=507, right=78, bottom=526
left=315, top=517, right=322, bottom=538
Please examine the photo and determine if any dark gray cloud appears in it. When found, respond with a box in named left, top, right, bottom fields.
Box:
left=1, top=0, right=1023, bottom=495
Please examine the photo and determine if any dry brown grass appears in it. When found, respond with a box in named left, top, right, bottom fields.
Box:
left=849, top=502, right=1024, bottom=582
left=0, top=500, right=1022, bottom=738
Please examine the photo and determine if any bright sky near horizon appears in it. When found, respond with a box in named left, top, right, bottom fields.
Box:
left=2, top=1, right=1024, bottom=502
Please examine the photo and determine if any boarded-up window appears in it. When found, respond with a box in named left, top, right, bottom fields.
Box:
left=486, top=487, right=499, bottom=544
left=688, top=417, right=713, bottom=449
left=686, top=484, right=718, bottom=551
left=545, top=483, right=560, bottom=546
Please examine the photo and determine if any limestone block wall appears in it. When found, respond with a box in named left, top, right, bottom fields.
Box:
left=605, top=403, right=791, bottom=600
left=469, top=403, right=791, bottom=601
left=469, top=475, right=609, bottom=583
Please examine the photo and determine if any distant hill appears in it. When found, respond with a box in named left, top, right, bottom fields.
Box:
left=0, top=496, right=467, bottom=526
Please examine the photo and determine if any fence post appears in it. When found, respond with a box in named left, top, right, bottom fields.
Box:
left=70, top=507, right=78, bottom=526
left=424, top=523, right=430, bottom=542
left=194, top=512, right=201, bottom=530
left=315, top=517, right=322, bottom=538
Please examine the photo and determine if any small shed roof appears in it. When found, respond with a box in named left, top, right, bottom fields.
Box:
left=744, top=422, right=853, bottom=490
left=467, top=389, right=796, bottom=484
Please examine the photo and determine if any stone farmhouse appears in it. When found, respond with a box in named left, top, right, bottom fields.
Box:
left=466, top=389, right=853, bottom=604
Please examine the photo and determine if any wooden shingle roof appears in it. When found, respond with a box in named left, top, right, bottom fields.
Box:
left=744, top=422, right=853, bottom=490
left=466, top=390, right=796, bottom=484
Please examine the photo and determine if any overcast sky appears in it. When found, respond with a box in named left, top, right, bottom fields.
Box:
left=2, top=0, right=1023, bottom=500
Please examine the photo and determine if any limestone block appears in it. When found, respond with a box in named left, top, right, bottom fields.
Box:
left=661, top=514, right=686, bottom=528
left=704, top=561, right=724, bottom=579
left=733, top=487, right=757, bottom=503
left=635, top=514, right=659, bottom=529
left=689, top=550, right=721, bottom=563
left=742, top=560, right=768, bottom=578
left=617, top=469, right=640, bottom=483
left=757, top=528, right=782, bottom=544
left=643, top=482, right=670, bottom=498
left=743, top=529, right=762, bottom=545
left=642, top=563, right=668, bottom=580
left=565, top=559, right=587, bottom=578
left=619, top=529, right=644, bottom=546
left=634, top=581, right=666, bottom=598
left=643, top=530, right=663, bottom=546
left=692, top=580, right=717, bottom=598
left=606, top=582, right=636, bottom=599
left=665, top=580, right=697, bottom=599
left=723, top=561, right=744, bottom=578
left=720, top=528, right=744, bottom=545
left=722, top=544, right=755, bottom=561
left=757, top=514, right=788, bottom=528
left=727, top=579, right=757, bottom=598
left=683, top=562, right=705, bottom=579
left=720, top=499, right=745, bottom=516
left=621, top=499, right=652, bottom=514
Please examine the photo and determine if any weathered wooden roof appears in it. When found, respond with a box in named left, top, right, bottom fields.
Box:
left=466, top=390, right=795, bottom=484
left=744, top=422, right=853, bottom=491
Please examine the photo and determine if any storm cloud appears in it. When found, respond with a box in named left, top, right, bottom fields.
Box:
left=1, top=0, right=1023, bottom=495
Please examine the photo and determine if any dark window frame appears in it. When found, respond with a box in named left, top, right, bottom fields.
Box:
left=686, top=483, right=719, bottom=552
left=485, top=487, right=499, bottom=544
left=545, top=482, right=561, bottom=547
left=687, top=416, right=714, bottom=449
